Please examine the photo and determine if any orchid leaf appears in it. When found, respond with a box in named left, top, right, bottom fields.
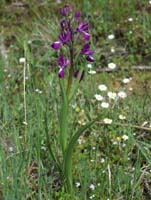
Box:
left=64, top=120, right=95, bottom=192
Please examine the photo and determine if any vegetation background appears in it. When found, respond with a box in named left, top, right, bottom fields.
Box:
left=0, top=0, right=151, bottom=199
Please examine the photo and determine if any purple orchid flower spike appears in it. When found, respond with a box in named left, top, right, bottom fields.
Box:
left=51, top=41, right=61, bottom=50
left=59, top=30, right=71, bottom=43
left=51, top=5, right=95, bottom=79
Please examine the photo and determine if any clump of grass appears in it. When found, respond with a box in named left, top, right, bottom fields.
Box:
left=0, top=1, right=151, bottom=199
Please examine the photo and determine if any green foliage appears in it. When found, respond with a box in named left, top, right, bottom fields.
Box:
left=0, top=0, right=151, bottom=199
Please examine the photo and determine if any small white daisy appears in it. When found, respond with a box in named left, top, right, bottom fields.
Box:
left=118, top=91, right=127, bottom=99
left=89, top=194, right=95, bottom=199
left=103, top=118, right=112, bottom=124
left=101, top=102, right=109, bottom=108
left=98, top=84, right=107, bottom=91
left=19, top=57, right=26, bottom=63
left=4, top=69, right=8, bottom=72
left=100, top=158, right=105, bottom=163
left=119, top=114, right=126, bottom=120
left=122, top=78, right=131, bottom=84
left=113, top=141, right=118, bottom=145
left=8, top=147, right=13, bottom=152
left=111, top=47, right=115, bottom=53
left=107, top=34, right=115, bottom=40
left=41, top=146, right=46, bottom=151
left=128, top=17, right=133, bottom=22
left=108, top=62, right=116, bottom=70
left=107, top=91, right=117, bottom=100
left=75, top=182, right=81, bottom=187
left=88, top=70, right=96, bottom=74
left=122, top=135, right=129, bottom=141
left=129, top=87, right=133, bottom=91
left=90, top=184, right=95, bottom=190
left=94, top=94, right=104, bottom=101
left=87, top=64, right=92, bottom=69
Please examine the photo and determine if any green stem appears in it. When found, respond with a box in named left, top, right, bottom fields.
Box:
left=59, top=80, right=68, bottom=156
left=66, top=44, right=74, bottom=99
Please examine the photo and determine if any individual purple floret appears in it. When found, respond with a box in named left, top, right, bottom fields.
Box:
left=86, top=55, right=95, bottom=62
left=83, top=31, right=90, bottom=40
left=58, top=54, right=69, bottom=78
left=60, top=19, right=67, bottom=29
left=51, top=41, right=61, bottom=50
left=60, top=5, right=69, bottom=16
left=81, top=43, right=95, bottom=62
left=77, top=22, right=89, bottom=32
left=58, top=54, right=69, bottom=67
left=75, top=11, right=81, bottom=20
left=59, top=30, right=71, bottom=43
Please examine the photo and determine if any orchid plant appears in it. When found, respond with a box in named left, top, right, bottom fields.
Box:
left=50, top=4, right=95, bottom=197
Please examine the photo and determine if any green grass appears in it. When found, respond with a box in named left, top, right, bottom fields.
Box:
left=0, top=1, right=151, bottom=199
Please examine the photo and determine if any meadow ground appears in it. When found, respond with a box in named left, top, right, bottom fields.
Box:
left=0, top=1, right=151, bottom=199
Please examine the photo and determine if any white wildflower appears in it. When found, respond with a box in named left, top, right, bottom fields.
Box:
left=75, top=182, right=81, bottom=187
left=88, top=70, right=96, bottom=74
left=41, top=146, right=46, bottom=151
left=128, top=18, right=133, bottom=22
left=122, top=78, right=131, bottom=84
left=103, top=118, right=112, bottom=124
left=122, top=135, right=129, bottom=141
left=8, top=147, right=13, bottom=152
left=119, top=114, right=126, bottom=120
left=94, top=94, right=104, bottom=101
left=111, top=47, right=115, bottom=53
left=98, top=84, right=107, bottom=91
left=87, top=64, right=92, bottom=69
left=129, top=87, right=133, bottom=91
left=19, top=57, right=26, bottom=63
left=101, top=102, right=109, bottom=108
left=90, top=184, right=95, bottom=190
left=107, top=91, right=117, bottom=100
left=108, top=62, right=116, bottom=70
left=89, top=194, right=95, bottom=199
left=113, top=141, right=118, bottom=145
left=100, top=158, right=105, bottom=163
left=107, top=34, right=115, bottom=40
left=118, top=91, right=127, bottom=99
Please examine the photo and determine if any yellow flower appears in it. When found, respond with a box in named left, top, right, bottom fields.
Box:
left=75, top=107, right=80, bottom=112
left=116, top=137, right=121, bottom=142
